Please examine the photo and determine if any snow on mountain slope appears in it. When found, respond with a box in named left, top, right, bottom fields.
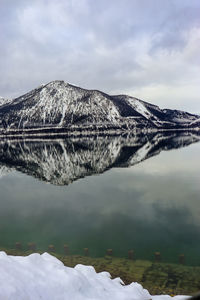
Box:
left=28, top=81, right=121, bottom=125
left=124, top=96, right=160, bottom=121
left=187, top=118, right=200, bottom=128
left=0, top=80, right=199, bottom=133
left=0, top=96, right=12, bottom=107
left=0, top=81, right=123, bottom=130
left=162, top=109, right=199, bottom=124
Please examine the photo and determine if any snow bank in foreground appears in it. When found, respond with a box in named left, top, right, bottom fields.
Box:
left=0, top=251, right=189, bottom=300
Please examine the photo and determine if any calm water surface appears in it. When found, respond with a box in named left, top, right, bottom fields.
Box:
left=0, top=132, right=200, bottom=265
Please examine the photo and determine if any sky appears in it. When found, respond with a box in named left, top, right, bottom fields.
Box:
left=0, top=0, right=200, bottom=113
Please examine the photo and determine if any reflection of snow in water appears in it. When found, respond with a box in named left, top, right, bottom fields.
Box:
left=0, top=132, right=199, bottom=186
left=0, top=165, right=12, bottom=178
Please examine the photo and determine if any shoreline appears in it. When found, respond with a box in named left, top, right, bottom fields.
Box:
left=0, top=127, right=199, bottom=140
left=1, top=247, right=199, bottom=296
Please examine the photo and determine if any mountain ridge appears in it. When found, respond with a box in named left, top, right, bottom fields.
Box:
left=0, top=80, right=199, bottom=136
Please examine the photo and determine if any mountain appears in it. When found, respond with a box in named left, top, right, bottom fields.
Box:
left=0, top=97, right=12, bottom=107
left=0, top=80, right=199, bottom=136
left=0, top=131, right=199, bottom=185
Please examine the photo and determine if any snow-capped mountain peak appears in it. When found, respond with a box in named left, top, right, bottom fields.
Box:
left=0, top=80, right=199, bottom=133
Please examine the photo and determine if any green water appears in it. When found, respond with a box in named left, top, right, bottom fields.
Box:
left=0, top=133, right=200, bottom=266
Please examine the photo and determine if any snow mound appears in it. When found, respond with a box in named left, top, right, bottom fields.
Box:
left=0, top=251, right=189, bottom=300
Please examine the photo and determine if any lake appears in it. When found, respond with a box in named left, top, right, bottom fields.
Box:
left=0, top=131, right=200, bottom=266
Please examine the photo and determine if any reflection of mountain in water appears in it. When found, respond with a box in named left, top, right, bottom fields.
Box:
left=0, top=131, right=199, bottom=185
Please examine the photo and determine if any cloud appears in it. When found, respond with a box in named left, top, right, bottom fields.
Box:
left=0, top=0, right=200, bottom=113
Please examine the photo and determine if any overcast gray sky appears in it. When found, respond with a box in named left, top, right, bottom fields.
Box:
left=0, top=0, right=200, bottom=112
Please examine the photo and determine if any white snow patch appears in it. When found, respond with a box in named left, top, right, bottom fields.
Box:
left=189, top=118, right=200, bottom=126
left=127, top=98, right=151, bottom=118
left=0, top=252, right=189, bottom=300
left=126, top=97, right=160, bottom=122
left=0, top=96, right=12, bottom=106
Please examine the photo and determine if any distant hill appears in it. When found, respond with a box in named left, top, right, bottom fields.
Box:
left=0, top=80, right=199, bottom=136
